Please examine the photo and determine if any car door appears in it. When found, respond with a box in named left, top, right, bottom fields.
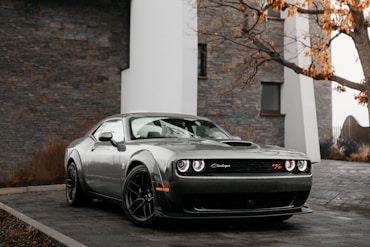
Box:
left=86, top=118, right=124, bottom=199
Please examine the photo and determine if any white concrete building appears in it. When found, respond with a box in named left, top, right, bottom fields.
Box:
left=121, top=0, right=321, bottom=162
left=121, top=0, right=198, bottom=115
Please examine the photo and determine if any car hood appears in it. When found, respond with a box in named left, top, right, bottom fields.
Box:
left=135, top=138, right=309, bottom=160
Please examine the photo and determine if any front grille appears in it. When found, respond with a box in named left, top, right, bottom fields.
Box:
left=183, top=192, right=298, bottom=212
left=203, top=159, right=287, bottom=175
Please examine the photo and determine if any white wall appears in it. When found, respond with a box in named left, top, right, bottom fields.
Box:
left=121, top=0, right=198, bottom=115
left=281, top=7, right=321, bottom=162
left=122, top=0, right=321, bottom=161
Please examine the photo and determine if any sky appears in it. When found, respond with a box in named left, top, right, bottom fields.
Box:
left=331, top=34, right=369, bottom=127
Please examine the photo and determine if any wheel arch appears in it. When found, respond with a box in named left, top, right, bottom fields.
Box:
left=67, top=149, right=83, bottom=171
left=125, top=150, right=164, bottom=187
left=126, top=160, right=145, bottom=176
left=66, top=149, right=89, bottom=194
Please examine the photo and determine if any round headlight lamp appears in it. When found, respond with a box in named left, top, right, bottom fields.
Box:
left=176, top=160, right=190, bottom=173
left=297, top=160, right=308, bottom=172
left=285, top=160, right=296, bottom=172
left=192, top=160, right=205, bottom=172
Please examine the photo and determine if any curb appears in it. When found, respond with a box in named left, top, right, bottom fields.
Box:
left=0, top=184, right=87, bottom=247
left=0, top=184, right=65, bottom=195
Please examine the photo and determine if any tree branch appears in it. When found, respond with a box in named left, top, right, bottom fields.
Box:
left=279, top=58, right=366, bottom=91
left=242, top=27, right=366, bottom=92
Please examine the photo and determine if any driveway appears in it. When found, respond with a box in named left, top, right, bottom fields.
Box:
left=1, top=160, right=370, bottom=247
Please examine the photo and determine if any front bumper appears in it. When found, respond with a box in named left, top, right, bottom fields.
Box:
left=154, top=174, right=312, bottom=219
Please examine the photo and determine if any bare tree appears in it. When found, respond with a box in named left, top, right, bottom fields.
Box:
left=198, top=0, right=370, bottom=138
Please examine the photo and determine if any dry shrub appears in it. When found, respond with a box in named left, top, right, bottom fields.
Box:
left=320, top=139, right=334, bottom=159
left=349, top=145, right=370, bottom=162
left=7, top=142, right=67, bottom=187
left=1, top=118, right=97, bottom=188
left=329, top=138, right=369, bottom=163
left=330, top=144, right=347, bottom=161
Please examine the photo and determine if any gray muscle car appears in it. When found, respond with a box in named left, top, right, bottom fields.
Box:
left=65, top=112, right=312, bottom=226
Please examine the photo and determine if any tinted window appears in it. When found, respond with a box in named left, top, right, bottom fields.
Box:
left=130, top=116, right=230, bottom=140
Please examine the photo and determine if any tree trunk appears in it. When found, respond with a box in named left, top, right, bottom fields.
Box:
left=367, top=84, right=370, bottom=144
left=349, top=8, right=370, bottom=143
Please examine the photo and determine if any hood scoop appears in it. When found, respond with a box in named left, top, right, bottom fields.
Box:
left=221, top=140, right=259, bottom=148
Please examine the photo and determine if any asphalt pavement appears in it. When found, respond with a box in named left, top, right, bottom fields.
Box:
left=1, top=159, right=370, bottom=247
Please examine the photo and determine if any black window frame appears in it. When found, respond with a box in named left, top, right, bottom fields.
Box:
left=260, top=81, right=282, bottom=116
left=198, top=43, right=207, bottom=78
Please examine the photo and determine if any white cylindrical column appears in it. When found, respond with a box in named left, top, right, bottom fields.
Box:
left=121, top=0, right=198, bottom=115
left=281, top=5, right=321, bottom=162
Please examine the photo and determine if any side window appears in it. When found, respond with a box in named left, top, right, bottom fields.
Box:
left=93, top=119, right=124, bottom=142
left=261, top=82, right=281, bottom=115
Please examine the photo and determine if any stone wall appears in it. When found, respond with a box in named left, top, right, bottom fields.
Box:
left=314, top=79, right=333, bottom=142
left=0, top=0, right=333, bottom=184
left=0, top=0, right=130, bottom=182
left=197, top=1, right=332, bottom=147
left=197, top=2, right=285, bottom=145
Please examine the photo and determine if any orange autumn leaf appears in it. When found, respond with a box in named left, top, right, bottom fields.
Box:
left=335, top=85, right=346, bottom=93
left=259, top=10, right=266, bottom=21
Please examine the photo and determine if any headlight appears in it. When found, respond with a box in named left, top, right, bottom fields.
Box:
left=297, top=160, right=308, bottom=172
left=176, top=160, right=190, bottom=173
left=192, top=160, right=205, bottom=172
left=285, top=160, right=296, bottom=171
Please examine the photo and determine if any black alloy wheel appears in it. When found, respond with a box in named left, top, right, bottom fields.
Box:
left=66, top=162, right=90, bottom=206
left=122, top=165, right=156, bottom=226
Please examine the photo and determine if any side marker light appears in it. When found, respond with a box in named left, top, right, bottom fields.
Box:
left=155, top=187, right=170, bottom=192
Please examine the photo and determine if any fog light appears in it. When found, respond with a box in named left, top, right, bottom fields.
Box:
left=192, top=160, right=205, bottom=172
left=297, top=160, right=308, bottom=172
left=285, top=160, right=296, bottom=171
left=176, top=160, right=190, bottom=173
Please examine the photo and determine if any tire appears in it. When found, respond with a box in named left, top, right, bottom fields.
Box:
left=66, top=162, right=90, bottom=207
left=122, top=165, right=156, bottom=227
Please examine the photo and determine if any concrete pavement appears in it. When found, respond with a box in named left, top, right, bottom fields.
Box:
left=1, top=159, right=370, bottom=246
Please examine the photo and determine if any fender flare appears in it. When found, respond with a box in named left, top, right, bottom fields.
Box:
left=66, top=149, right=90, bottom=194
left=125, top=150, right=164, bottom=188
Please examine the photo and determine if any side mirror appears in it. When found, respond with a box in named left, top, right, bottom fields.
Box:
left=98, top=132, right=113, bottom=142
left=98, top=132, right=126, bottom=152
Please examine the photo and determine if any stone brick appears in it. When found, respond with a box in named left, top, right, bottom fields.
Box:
left=0, top=0, right=130, bottom=183
left=197, top=1, right=332, bottom=148
left=0, top=0, right=332, bottom=185
left=197, top=2, right=285, bottom=145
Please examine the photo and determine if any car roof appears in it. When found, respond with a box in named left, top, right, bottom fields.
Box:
left=106, top=112, right=211, bottom=121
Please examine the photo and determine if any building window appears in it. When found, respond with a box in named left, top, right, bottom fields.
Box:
left=261, top=82, right=281, bottom=115
left=198, top=44, right=207, bottom=78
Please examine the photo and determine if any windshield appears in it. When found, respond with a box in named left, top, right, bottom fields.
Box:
left=130, top=116, right=231, bottom=140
